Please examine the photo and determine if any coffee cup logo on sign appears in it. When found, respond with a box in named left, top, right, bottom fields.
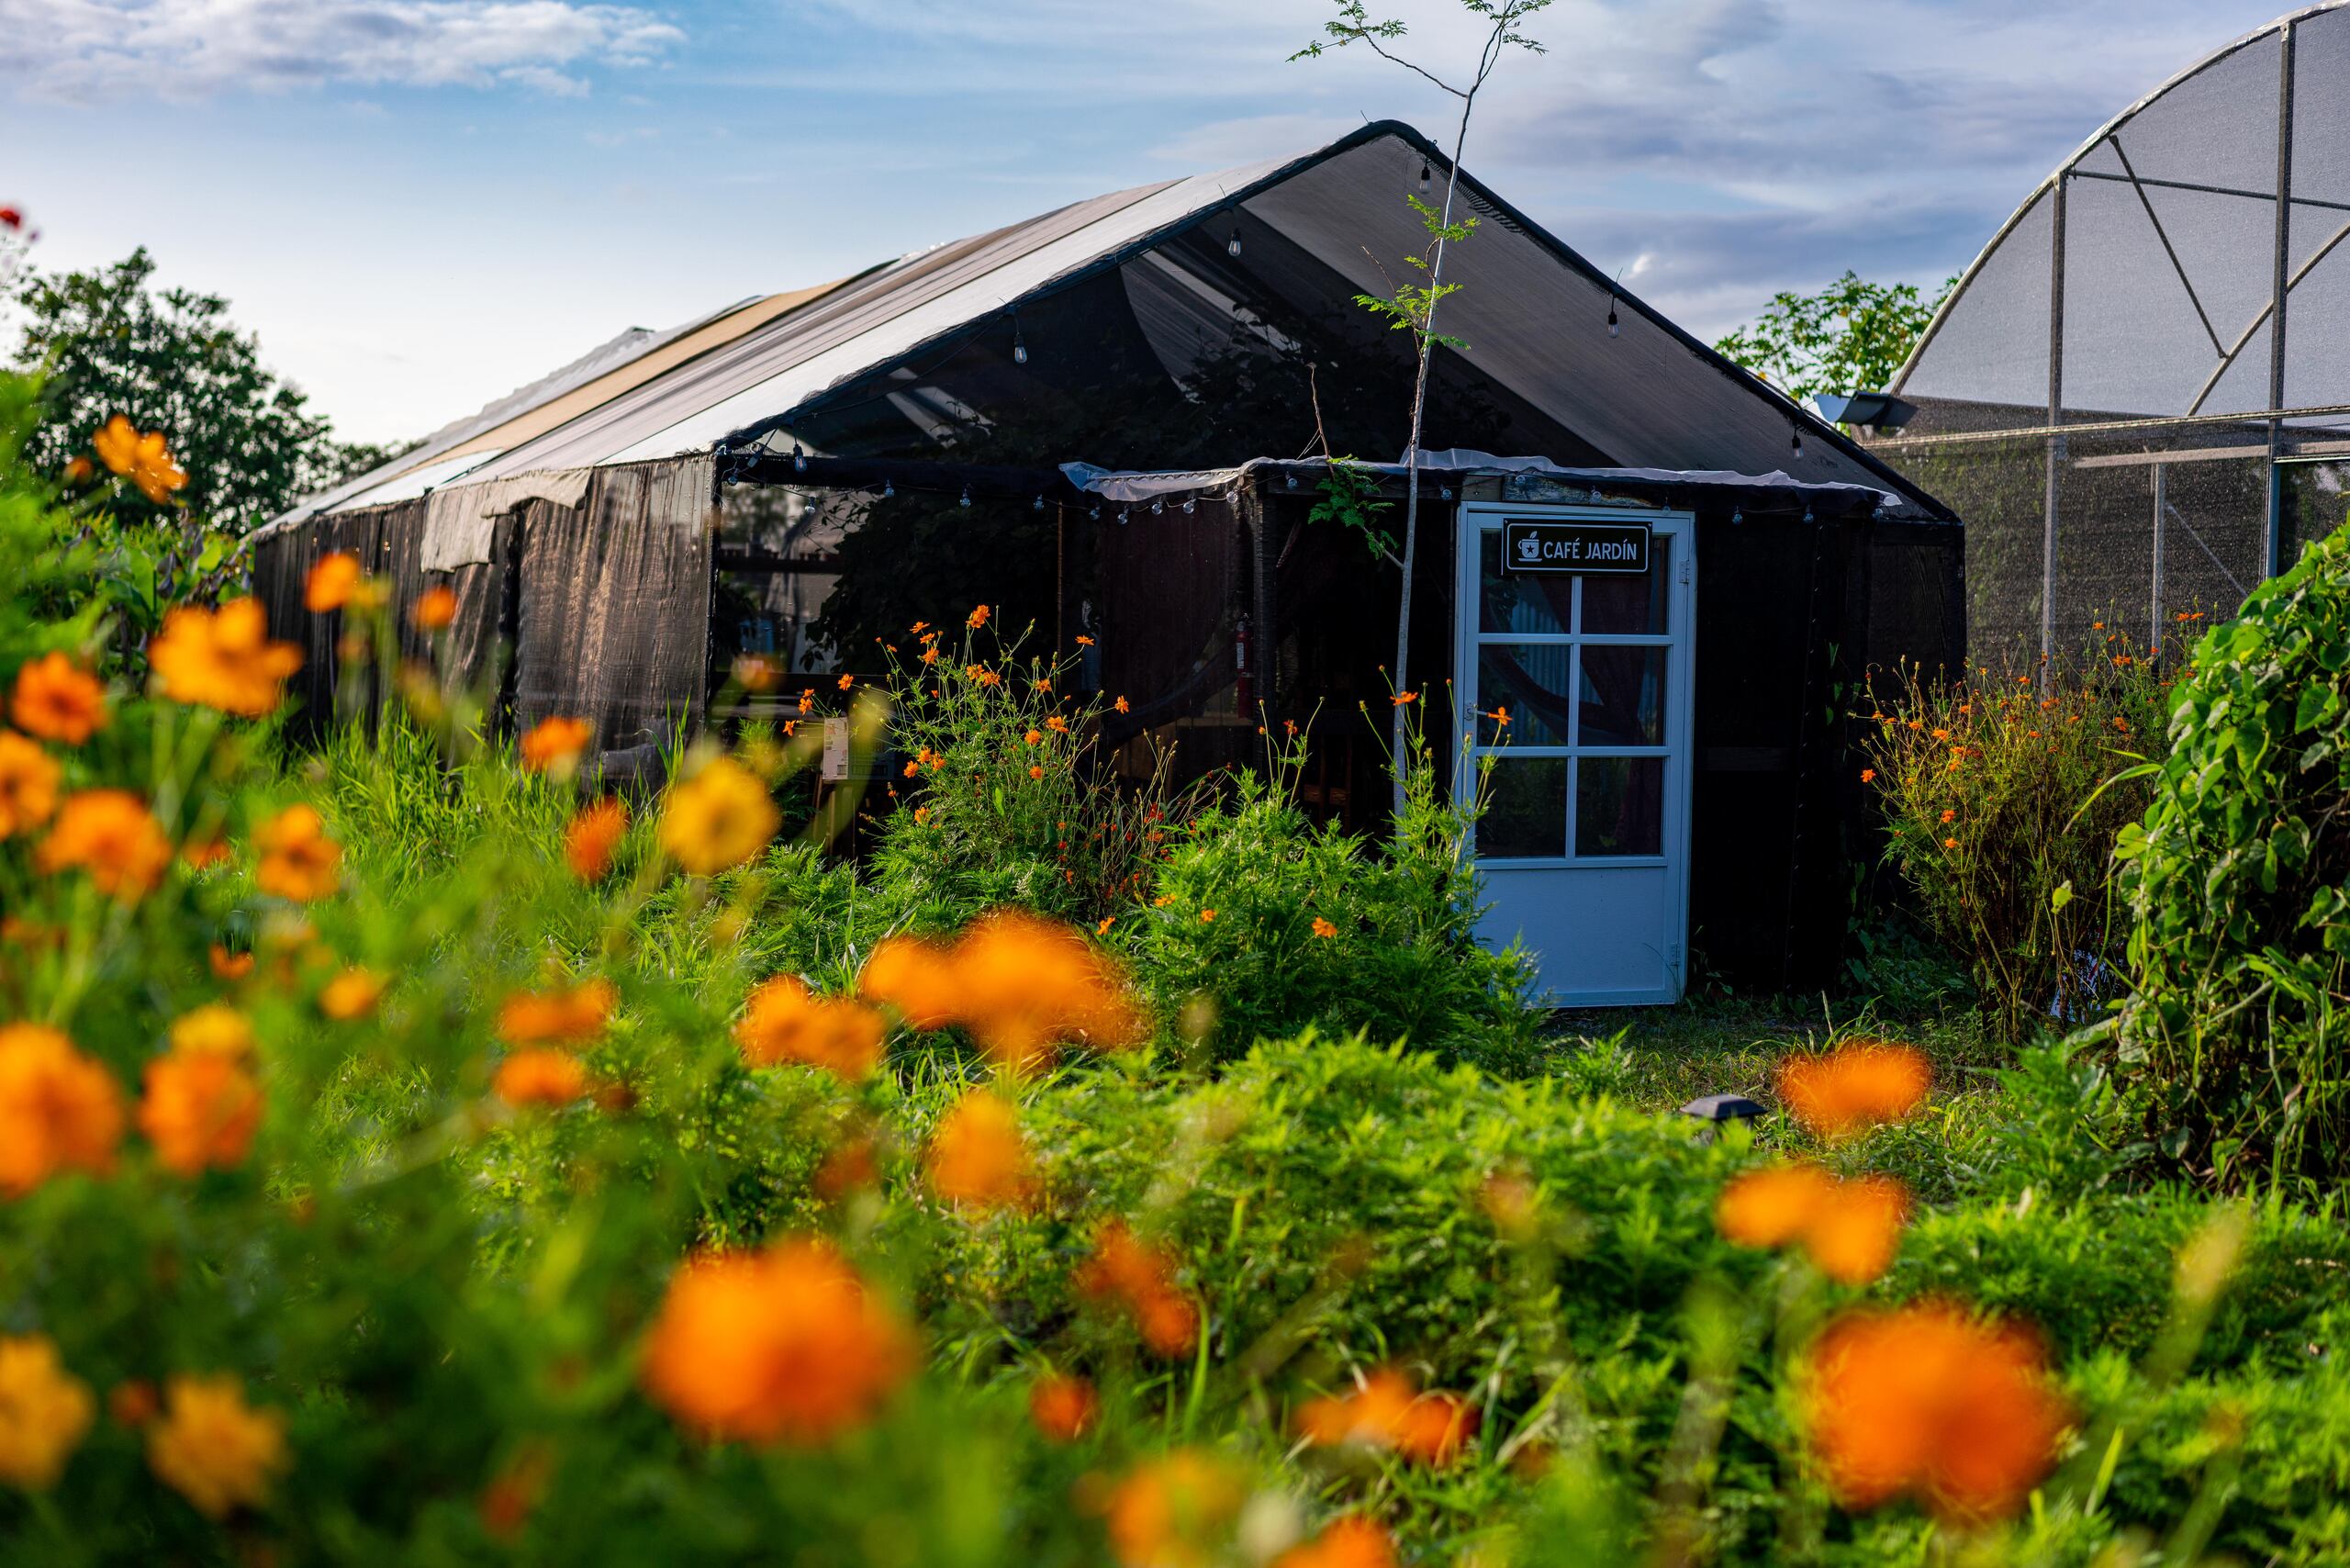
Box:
left=1516, top=534, right=1543, bottom=563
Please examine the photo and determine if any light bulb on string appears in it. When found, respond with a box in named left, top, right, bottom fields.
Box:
left=1606, top=304, right=1619, bottom=338
left=1730, top=506, right=1743, bottom=526
left=882, top=479, right=895, bottom=498
left=1227, top=226, right=1243, bottom=259
left=1033, top=495, right=1046, bottom=511
left=1012, top=315, right=1028, bottom=365
left=1151, top=497, right=1164, bottom=515
left=1418, top=161, right=1432, bottom=194
left=1119, top=508, right=1131, bottom=526
left=1089, top=503, right=1101, bottom=519
left=959, top=487, right=972, bottom=509
left=792, top=443, right=807, bottom=474
left=1182, top=497, right=1196, bottom=514
left=1803, top=507, right=1816, bottom=525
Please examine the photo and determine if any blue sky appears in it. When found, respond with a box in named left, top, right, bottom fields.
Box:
left=0, top=0, right=2304, bottom=444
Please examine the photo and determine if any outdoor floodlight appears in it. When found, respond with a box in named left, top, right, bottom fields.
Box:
left=1814, top=392, right=1919, bottom=431
left=1678, top=1092, right=1765, bottom=1144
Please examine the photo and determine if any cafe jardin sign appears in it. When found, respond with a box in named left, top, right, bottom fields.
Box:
left=1502, top=517, right=1651, bottom=575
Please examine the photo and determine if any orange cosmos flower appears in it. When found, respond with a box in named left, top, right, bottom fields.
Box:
left=145, top=1374, right=286, bottom=1518
left=924, top=1091, right=1035, bottom=1211
left=410, top=585, right=459, bottom=631
left=734, top=973, right=885, bottom=1080
left=252, top=802, right=341, bottom=902
left=0, top=1024, right=123, bottom=1197
left=149, top=599, right=302, bottom=717
left=1718, top=1164, right=1907, bottom=1285
left=476, top=1445, right=553, bottom=1540
left=1801, top=1301, right=2070, bottom=1524
left=1029, top=764, right=1045, bottom=779
left=1024, top=728, right=1043, bottom=746
left=857, top=934, right=960, bottom=1031
left=1277, top=1518, right=1398, bottom=1568
left=9, top=652, right=107, bottom=744
left=0, top=731, right=61, bottom=837
left=180, top=831, right=230, bottom=870
left=1296, top=1368, right=1479, bottom=1466
left=1860, top=768, right=1876, bottom=784
left=640, top=1238, right=913, bottom=1445
left=319, top=967, right=386, bottom=1020
left=657, top=756, right=779, bottom=875
left=518, top=715, right=593, bottom=774
left=1199, top=908, right=1215, bottom=923
left=1102, top=1450, right=1244, bottom=1568
left=1311, top=916, right=1338, bottom=938
left=948, top=910, right=1145, bottom=1070
left=967, top=604, right=990, bottom=630
left=208, top=944, right=255, bottom=981
left=564, top=797, right=629, bottom=881
left=1029, top=1372, right=1097, bottom=1442
left=496, top=978, right=617, bottom=1046
left=1076, top=1220, right=1198, bottom=1358
left=493, top=1047, right=588, bottom=1108
left=35, top=790, right=173, bottom=899
left=138, top=1051, right=263, bottom=1177
left=1778, top=1040, right=1931, bottom=1139
left=304, top=552, right=363, bottom=612
left=0, top=1335, right=96, bottom=1490
left=1076, top=633, right=1095, bottom=646
left=92, top=416, right=186, bottom=505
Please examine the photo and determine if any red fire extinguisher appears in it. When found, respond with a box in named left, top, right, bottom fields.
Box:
left=1234, top=614, right=1253, bottom=719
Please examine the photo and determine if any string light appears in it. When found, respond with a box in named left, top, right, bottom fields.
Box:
left=1731, top=505, right=1743, bottom=525
left=959, top=487, right=972, bottom=509
left=1012, top=315, right=1028, bottom=366
left=1606, top=264, right=1625, bottom=339
left=1227, top=225, right=1243, bottom=259
left=1033, top=495, right=1045, bottom=511
left=1089, top=503, right=1101, bottom=519
left=1119, top=507, right=1131, bottom=526
left=1182, top=497, right=1196, bottom=514
left=882, top=479, right=895, bottom=498
left=1418, top=161, right=1432, bottom=194
left=1151, top=497, right=1164, bottom=515
left=792, top=443, right=807, bottom=474
left=1791, top=425, right=1805, bottom=462
left=1803, top=506, right=1816, bottom=524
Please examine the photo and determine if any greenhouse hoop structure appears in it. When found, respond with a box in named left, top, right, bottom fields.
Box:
left=1869, top=2, right=2350, bottom=665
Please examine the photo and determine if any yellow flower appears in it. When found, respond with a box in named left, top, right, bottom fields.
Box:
left=35, top=790, right=174, bottom=900
left=148, top=599, right=302, bottom=717
left=169, top=1003, right=256, bottom=1060
left=146, top=1374, right=286, bottom=1518
left=252, top=803, right=341, bottom=902
left=0, top=732, right=61, bottom=838
left=0, top=1335, right=95, bottom=1490
left=658, top=757, right=779, bottom=874
left=9, top=652, right=108, bottom=745
left=92, top=415, right=186, bottom=505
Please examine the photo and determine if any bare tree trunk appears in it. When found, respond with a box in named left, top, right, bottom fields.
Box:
left=1390, top=98, right=1480, bottom=821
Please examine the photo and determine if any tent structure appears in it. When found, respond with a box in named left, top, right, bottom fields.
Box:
left=1868, top=2, right=2350, bottom=661
left=253, top=119, right=1961, bottom=998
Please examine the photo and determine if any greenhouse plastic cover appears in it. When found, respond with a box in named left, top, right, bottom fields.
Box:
left=1897, top=1, right=2350, bottom=424
left=281, top=121, right=1942, bottom=525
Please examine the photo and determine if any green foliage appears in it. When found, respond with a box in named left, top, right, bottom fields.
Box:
left=1715, top=272, right=1952, bottom=415
left=12, top=247, right=384, bottom=532
left=1306, top=456, right=1397, bottom=562
left=1860, top=647, right=2171, bottom=1042
left=2112, top=520, right=2350, bottom=1184
left=1125, top=759, right=1540, bottom=1070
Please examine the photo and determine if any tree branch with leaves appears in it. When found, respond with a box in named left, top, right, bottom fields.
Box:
left=1293, top=0, right=1550, bottom=821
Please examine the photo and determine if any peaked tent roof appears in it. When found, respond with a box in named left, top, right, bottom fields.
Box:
left=300, top=121, right=1951, bottom=522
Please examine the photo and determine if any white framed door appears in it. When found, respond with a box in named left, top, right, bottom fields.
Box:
left=1454, top=502, right=1696, bottom=1006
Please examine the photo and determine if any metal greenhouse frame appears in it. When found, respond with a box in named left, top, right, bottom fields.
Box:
left=1871, top=2, right=2350, bottom=664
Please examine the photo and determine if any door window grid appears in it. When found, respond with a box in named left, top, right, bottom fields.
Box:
left=1470, top=527, right=1673, bottom=866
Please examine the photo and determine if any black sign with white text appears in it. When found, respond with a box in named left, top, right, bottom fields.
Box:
left=1501, top=518, right=1651, bottom=576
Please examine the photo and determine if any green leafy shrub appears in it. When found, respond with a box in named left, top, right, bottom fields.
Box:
left=2110, top=521, right=2350, bottom=1184
left=1860, top=644, right=2171, bottom=1041
left=1123, top=753, right=1539, bottom=1070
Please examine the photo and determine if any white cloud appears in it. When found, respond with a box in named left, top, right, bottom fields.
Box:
left=0, top=0, right=683, bottom=101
